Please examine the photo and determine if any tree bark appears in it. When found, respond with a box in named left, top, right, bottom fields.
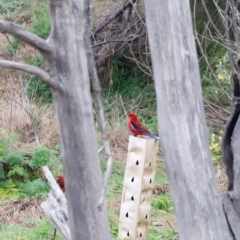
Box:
left=46, top=1, right=111, bottom=239
left=0, top=0, right=112, bottom=238
left=144, top=1, right=233, bottom=239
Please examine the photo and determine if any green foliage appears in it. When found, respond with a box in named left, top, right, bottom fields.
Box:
left=0, top=180, right=19, bottom=199
left=110, top=56, right=148, bottom=99
left=0, top=0, right=32, bottom=15
left=8, top=38, right=22, bottom=52
left=7, top=166, right=29, bottom=180
left=30, top=3, right=50, bottom=39
left=27, top=55, right=52, bottom=103
left=209, top=132, right=222, bottom=164
left=152, top=194, right=174, bottom=213
left=109, top=216, right=118, bottom=238
left=201, top=52, right=231, bottom=106
left=0, top=134, right=60, bottom=199
left=30, top=145, right=53, bottom=169
left=19, top=178, right=49, bottom=198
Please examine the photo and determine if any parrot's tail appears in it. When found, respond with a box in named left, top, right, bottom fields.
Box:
left=146, top=133, right=160, bottom=141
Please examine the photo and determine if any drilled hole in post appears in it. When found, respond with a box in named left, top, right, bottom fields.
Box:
left=131, top=196, right=134, bottom=201
left=149, top=162, right=151, bottom=167
left=126, top=212, right=129, bottom=217
left=127, top=231, right=130, bottom=236
left=149, top=178, right=152, bottom=184
left=140, top=232, right=142, bottom=237
left=143, top=196, right=145, bottom=202
left=145, top=214, right=148, bottom=219
left=131, top=177, right=134, bottom=182
left=136, top=160, right=139, bottom=165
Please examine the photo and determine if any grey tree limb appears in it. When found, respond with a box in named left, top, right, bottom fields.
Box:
left=48, top=0, right=111, bottom=239
left=0, top=59, right=49, bottom=81
left=0, top=20, right=52, bottom=54
left=81, top=0, right=113, bottom=211
left=0, top=59, right=61, bottom=90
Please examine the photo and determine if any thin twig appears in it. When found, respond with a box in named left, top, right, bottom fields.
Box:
left=52, top=228, right=57, bottom=240
left=166, top=220, right=177, bottom=235
left=93, top=66, right=113, bottom=210
left=224, top=0, right=235, bottom=72
left=119, top=94, right=128, bottom=117
left=92, top=0, right=137, bottom=37
left=88, top=47, right=113, bottom=211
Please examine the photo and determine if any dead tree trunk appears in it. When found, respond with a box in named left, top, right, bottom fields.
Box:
left=144, top=1, right=234, bottom=239
left=0, top=0, right=111, bottom=239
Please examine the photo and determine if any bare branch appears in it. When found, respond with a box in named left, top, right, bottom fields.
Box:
left=193, top=28, right=231, bottom=101
left=92, top=0, right=137, bottom=38
left=92, top=32, right=146, bottom=47
left=0, top=59, right=60, bottom=89
left=92, top=65, right=113, bottom=211
left=224, top=1, right=235, bottom=72
left=88, top=52, right=113, bottom=211
left=0, top=20, right=52, bottom=54
left=200, top=0, right=223, bottom=39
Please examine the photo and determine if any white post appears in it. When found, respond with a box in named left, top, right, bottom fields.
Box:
left=118, top=136, right=159, bottom=239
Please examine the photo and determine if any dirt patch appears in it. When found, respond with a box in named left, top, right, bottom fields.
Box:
left=151, top=216, right=177, bottom=230
left=153, top=184, right=169, bottom=195
left=0, top=197, right=45, bottom=225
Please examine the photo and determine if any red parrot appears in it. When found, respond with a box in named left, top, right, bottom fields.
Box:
left=56, top=174, right=65, bottom=192
left=128, top=112, right=160, bottom=141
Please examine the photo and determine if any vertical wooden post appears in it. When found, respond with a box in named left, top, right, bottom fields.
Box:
left=118, top=136, right=158, bottom=239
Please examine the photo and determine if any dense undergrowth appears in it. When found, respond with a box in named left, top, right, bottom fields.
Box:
left=0, top=0, right=233, bottom=239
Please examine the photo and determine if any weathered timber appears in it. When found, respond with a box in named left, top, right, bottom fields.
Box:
left=144, top=0, right=233, bottom=239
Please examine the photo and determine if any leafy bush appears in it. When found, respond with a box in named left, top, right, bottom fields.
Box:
left=152, top=194, right=174, bottom=213
left=19, top=178, right=49, bottom=198
left=0, top=180, right=19, bottom=199
left=0, top=134, right=61, bottom=199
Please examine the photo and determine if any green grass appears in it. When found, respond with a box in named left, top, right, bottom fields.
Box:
left=0, top=218, right=63, bottom=240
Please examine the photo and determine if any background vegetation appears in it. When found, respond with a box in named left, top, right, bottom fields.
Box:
left=0, top=0, right=232, bottom=239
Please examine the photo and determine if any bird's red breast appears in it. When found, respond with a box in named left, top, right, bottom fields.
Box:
left=56, top=174, right=65, bottom=192
left=128, top=112, right=150, bottom=136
